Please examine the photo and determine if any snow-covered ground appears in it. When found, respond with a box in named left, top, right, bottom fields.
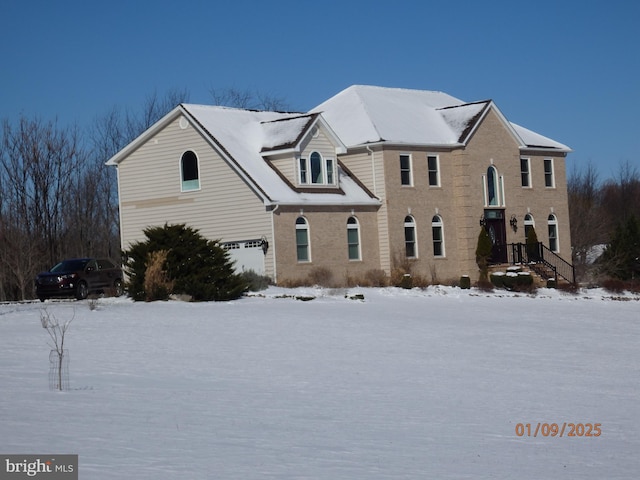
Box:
left=1, top=286, right=639, bottom=479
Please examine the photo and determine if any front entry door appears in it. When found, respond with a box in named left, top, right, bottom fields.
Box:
left=484, top=209, right=507, bottom=264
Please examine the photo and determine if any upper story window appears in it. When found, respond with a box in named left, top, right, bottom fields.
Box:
left=520, top=158, right=531, bottom=187
left=299, top=151, right=335, bottom=186
left=181, top=150, right=200, bottom=191
left=547, top=214, right=558, bottom=252
left=347, top=216, right=361, bottom=261
left=431, top=215, right=445, bottom=257
left=544, top=158, right=555, bottom=188
left=295, top=217, right=310, bottom=262
left=404, top=215, right=417, bottom=258
left=483, top=165, right=504, bottom=207
left=427, top=155, right=440, bottom=187
left=400, top=154, right=413, bottom=186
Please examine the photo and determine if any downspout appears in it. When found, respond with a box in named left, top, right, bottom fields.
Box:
left=269, top=203, right=280, bottom=282
left=366, top=145, right=377, bottom=196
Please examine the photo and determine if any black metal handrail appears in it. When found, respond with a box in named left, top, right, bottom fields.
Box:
left=508, top=242, right=575, bottom=285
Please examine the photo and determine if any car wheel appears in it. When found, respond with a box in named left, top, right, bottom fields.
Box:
left=38, top=296, right=47, bottom=303
left=114, top=279, right=124, bottom=297
left=76, top=281, right=89, bottom=300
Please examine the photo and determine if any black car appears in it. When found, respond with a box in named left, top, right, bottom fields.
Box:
left=35, top=258, right=124, bottom=301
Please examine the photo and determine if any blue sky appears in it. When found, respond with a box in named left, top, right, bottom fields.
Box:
left=1, top=0, right=638, bottom=179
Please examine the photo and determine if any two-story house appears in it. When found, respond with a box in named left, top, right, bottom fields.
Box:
left=107, top=85, right=572, bottom=285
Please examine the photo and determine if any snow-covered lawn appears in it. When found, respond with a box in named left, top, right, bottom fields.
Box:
left=1, top=286, right=639, bottom=479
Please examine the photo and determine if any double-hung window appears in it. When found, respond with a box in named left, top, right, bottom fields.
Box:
left=544, top=159, right=555, bottom=188
left=347, top=217, right=361, bottom=261
left=400, top=154, right=412, bottom=186
left=404, top=216, right=417, bottom=258
left=296, top=217, right=310, bottom=262
left=520, top=158, right=531, bottom=187
left=431, top=215, right=444, bottom=257
left=427, top=155, right=440, bottom=187
left=548, top=214, right=558, bottom=252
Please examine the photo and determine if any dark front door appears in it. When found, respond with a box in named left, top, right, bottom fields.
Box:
left=484, top=209, right=507, bottom=264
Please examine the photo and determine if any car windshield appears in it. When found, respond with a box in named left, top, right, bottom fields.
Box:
left=50, top=259, right=90, bottom=273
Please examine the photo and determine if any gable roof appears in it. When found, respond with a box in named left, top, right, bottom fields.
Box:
left=107, top=104, right=379, bottom=207
left=311, top=85, right=571, bottom=152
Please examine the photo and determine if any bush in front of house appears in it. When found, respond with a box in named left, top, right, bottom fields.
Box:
left=123, top=223, right=248, bottom=302
left=491, top=270, right=534, bottom=292
left=475, top=226, right=492, bottom=283
left=240, top=269, right=272, bottom=292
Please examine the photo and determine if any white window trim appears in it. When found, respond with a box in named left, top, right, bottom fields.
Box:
left=547, top=214, right=559, bottom=253
left=431, top=215, right=445, bottom=257
left=347, top=217, right=362, bottom=261
left=298, top=152, right=336, bottom=186
left=400, top=153, right=413, bottom=187
left=404, top=215, right=418, bottom=258
left=180, top=150, right=201, bottom=192
left=482, top=166, right=506, bottom=207
left=544, top=158, right=556, bottom=188
left=427, top=154, right=440, bottom=187
left=295, top=217, right=311, bottom=262
left=520, top=157, right=532, bottom=188
left=524, top=213, right=535, bottom=240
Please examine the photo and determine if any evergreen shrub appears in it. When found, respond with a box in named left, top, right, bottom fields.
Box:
left=123, top=223, right=247, bottom=302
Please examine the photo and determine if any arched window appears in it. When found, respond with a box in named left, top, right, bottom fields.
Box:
left=347, top=217, right=361, bottom=261
left=524, top=213, right=535, bottom=240
left=310, top=152, right=322, bottom=184
left=299, top=151, right=335, bottom=185
left=547, top=214, right=558, bottom=252
left=296, top=217, right=310, bottom=262
left=181, top=150, right=200, bottom=191
left=432, top=215, right=444, bottom=257
left=487, top=166, right=499, bottom=206
left=404, top=215, right=417, bottom=258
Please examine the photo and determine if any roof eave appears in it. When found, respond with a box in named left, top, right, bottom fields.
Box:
left=347, top=140, right=465, bottom=150
left=519, top=145, right=573, bottom=154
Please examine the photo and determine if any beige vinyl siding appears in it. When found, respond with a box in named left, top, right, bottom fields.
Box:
left=300, top=127, right=335, bottom=158
left=117, top=116, right=274, bottom=275
left=269, top=154, right=296, bottom=184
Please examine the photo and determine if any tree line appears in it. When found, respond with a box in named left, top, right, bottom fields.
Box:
left=568, top=161, right=640, bottom=283
left=1, top=87, right=637, bottom=300
left=0, top=88, right=289, bottom=301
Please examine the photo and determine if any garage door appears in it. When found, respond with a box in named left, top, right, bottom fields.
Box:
left=223, top=239, right=266, bottom=275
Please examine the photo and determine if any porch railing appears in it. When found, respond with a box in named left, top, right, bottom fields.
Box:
left=507, top=242, right=576, bottom=285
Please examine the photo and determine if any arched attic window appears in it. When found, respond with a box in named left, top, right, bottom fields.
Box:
left=181, top=150, right=200, bottom=191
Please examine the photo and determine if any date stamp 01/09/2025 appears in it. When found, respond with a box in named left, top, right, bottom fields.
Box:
left=515, top=422, right=602, bottom=438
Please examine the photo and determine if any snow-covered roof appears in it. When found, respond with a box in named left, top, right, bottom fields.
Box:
left=311, top=85, right=571, bottom=152
left=179, top=104, right=378, bottom=206
left=511, top=123, right=571, bottom=151
left=107, top=85, right=570, bottom=208
left=260, top=114, right=317, bottom=152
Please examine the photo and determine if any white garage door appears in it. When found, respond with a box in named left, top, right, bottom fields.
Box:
left=223, top=239, right=265, bottom=275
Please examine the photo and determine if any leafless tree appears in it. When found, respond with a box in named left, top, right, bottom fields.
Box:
left=41, top=308, right=73, bottom=391
left=568, top=162, right=605, bottom=275
left=601, top=160, right=640, bottom=225
left=209, top=86, right=290, bottom=111
left=0, top=117, right=85, bottom=299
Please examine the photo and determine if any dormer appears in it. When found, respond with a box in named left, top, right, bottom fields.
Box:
left=260, top=113, right=346, bottom=190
